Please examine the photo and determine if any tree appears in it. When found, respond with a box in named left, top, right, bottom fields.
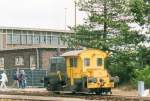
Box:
left=130, top=0, right=150, bottom=25
left=132, top=66, right=150, bottom=88
left=130, top=0, right=150, bottom=67
left=64, top=0, right=145, bottom=51
left=63, top=0, right=147, bottom=83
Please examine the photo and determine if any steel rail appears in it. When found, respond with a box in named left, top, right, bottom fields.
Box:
left=0, top=93, right=150, bottom=101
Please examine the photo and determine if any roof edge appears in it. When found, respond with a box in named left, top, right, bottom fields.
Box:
left=0, top=26, right=74, bottom=33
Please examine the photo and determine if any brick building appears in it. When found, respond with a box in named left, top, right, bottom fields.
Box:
left=0, top=27, right=72, bottom=70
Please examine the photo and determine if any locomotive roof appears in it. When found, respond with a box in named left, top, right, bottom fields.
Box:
left=61, top=49, right=108, bottom=57
left=61, top=50, right=83, bottom=57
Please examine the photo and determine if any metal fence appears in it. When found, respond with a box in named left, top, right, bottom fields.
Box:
left=0, top=68, right=47, bottom=87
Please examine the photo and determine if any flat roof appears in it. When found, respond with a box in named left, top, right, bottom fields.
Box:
left=61, top=50, right=83, bottom=56
left=0, top=26, right=74, bottom=33
left=0, top=45, right=67, bottom=51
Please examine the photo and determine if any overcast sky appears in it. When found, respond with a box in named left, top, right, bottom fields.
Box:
left=0, top=0, right=86, bottom=30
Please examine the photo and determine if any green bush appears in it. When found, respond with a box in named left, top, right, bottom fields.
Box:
left=131, top=66, right=150, bottom=88
left=106, top=52, right=138, bottom=84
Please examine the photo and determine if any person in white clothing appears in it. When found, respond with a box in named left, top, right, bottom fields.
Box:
left=0, top=71, right=8, bottom=89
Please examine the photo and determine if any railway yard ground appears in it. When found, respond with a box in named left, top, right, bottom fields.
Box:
left=0, top=87, right=150, bottom=101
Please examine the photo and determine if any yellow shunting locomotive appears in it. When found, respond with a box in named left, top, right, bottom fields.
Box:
left=44, top=49, right=114, bottom=94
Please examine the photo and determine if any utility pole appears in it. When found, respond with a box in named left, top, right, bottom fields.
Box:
left=75, top=0, right=77, bottom=29
left=74, top=0, right=78, bottom=49
left=65, top=8, right=67, bottom=30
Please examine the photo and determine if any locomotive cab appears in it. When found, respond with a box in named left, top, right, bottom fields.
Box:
left=61, top=49, right=114, bottom=94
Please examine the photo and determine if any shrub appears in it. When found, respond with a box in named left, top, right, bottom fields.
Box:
left=131, top=66, right=150, bottom=89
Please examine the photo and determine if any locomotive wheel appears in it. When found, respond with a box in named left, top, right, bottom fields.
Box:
left=95, top=89, right=102, bottom=95
left=103, top=88, right=112, bottom=95
left=91, top=88, right=112, bottom=95
left=46, top=84, right=52, bottom=91
left=46, top=82, right=61, bottom=91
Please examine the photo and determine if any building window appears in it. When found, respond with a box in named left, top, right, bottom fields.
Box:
left=0, top=57, right=4, bottom=68
left=97, top=58, right=103, bottom=66
left=27, top=35, right=33, bottom=44
left=7, top=34, right=12, bottom=44
left=15, top=56, right=24, bottom=66
left=0, top=29, right=2, bottom=33
left=46, top=35, right=51, bottom=45
left=30, top=56, right=36, bottom=69
left=70, top=57, right=77, bottom=67
left=13, top=30, right=21, bottom=44
left=21, top=34, right=27, bottom=44
left=84, top=58, right=90, bottom=67
left=2, top=29, right=6, bottom=33
left=40, top=35, right=46, bottom=44
left=33, top=34, right=40, bottom=44
left=51, top=35, right=58, bottom=45
left=13, top=34, right=21, bottom=44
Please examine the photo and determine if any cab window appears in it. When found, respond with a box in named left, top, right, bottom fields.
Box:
left=97, top=58, right=103, bottom=66
left=84, top=58, right=90, bottom=66
left=50, top=57, right=66, bottom=72
left=70, top=57, right=77, bottom=67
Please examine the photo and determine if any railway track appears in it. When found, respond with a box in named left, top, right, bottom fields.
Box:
left=49, top=93, right=150, bottom=101
left=0, top=91, right=150, bottom=101
left=0, top=94, right=150, bottom=101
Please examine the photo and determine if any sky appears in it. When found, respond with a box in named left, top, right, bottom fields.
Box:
left=0, top=0, right=86, bottom=30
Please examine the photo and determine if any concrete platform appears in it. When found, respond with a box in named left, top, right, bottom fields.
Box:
left=0, top=95, right=87, bottom=101
left=0, top=88, right=139, bottom=96
left=0, top=88, right=150, bottom=101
